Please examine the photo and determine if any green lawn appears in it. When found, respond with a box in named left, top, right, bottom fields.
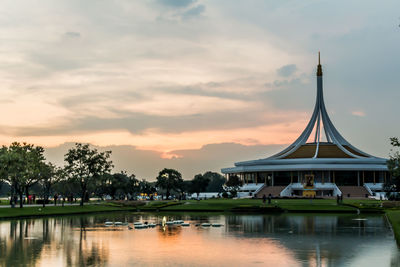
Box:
left=0, top=204, right=136, bottom=219
left=386, top=211, right=400, bottom=244
left=149, top=198, right=379, bottom=213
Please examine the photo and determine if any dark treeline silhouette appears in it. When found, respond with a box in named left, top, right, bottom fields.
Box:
left=0, top=142, right=230, bottom=207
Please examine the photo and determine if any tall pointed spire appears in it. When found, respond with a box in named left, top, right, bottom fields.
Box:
left=317, top=51, right=323, bottom=76
left=267, top=52, right=373, bottom=160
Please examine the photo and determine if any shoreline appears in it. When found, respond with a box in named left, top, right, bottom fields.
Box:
left=1, top=199, right=399, bottom=244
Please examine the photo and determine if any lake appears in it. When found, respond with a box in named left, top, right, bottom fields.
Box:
left=0, top=212, right=398, bottom=266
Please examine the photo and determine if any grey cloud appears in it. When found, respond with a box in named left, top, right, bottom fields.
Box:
left=262, top=76, right=314, bottom=111
left=4, top=107, right=291, bottom=137
left=44, top=142, right=285, bottom=180
left=64, top=31, right=81, bottom=38
left=181, top=4, right=205, bottom=20
left=28, top=51, right=85, bottom=71
left=277, top=64, right=297, bottom=77
left=156, top=0, right=197, bottom=8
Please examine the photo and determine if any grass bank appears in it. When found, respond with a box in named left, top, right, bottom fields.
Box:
left=386, top=211, right=400, bottom=245
left=0, top=204, right=137, bottom=220
left=141, top=198, right=384, bottom=213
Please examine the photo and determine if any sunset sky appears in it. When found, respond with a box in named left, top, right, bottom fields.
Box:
left=1, top=0, right=399, bottom=179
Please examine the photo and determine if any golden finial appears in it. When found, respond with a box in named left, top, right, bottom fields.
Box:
left=318, top=51, right=320, bottom=65
left=317, top=51, right=323, bottom=76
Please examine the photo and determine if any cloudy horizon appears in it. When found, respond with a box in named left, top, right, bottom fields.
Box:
left=1, top=0, right=399, bottom=179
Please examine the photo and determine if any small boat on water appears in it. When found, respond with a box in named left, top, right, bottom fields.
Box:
left=212, top=223, right=223, bottom=227
left=104, top=221, right=114, bottom=226
left=201, top=223, right=211, bottom=227
left=166, top=221, right=174, bottom=225
left=114, top=222, right=123, bottom=226
left=148, top=223, right=157, bottom=228
left=181, top=223, right=190, bottom=227
left=133, top=222, right=143, bottom=226
left=173, top=220, right=184, bottom=224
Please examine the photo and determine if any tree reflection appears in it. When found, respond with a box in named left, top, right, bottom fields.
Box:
left=0, top=216, right=109, bottom=267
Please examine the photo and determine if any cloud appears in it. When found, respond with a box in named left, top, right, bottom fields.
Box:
left=0, top=0, right=396, bottom=169
left=351, top=110, right=366, bottom=117
left=277, top=64, right=297, bottom=77
left=44, top=142, right=286, bottom=179
left=156, top=0, right=196, bottom=8
left=181, top=4, right=205, bottom=20
left=64, top=31, right=81, bottom=39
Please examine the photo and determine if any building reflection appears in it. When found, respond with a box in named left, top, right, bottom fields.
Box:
left=224, top=214, right=398, bottom=266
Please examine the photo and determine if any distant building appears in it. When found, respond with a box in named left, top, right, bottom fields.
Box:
left=222, top=53, right=389, bottom=198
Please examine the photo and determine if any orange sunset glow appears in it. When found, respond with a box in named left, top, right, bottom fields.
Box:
left=0, top=1, right=398, bottom=179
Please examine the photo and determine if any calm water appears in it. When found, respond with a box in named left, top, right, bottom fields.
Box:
left=0, top=212, right=398, bottom=267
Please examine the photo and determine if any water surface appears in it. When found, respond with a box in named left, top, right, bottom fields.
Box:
left=0, top=212, right=398, bottom=266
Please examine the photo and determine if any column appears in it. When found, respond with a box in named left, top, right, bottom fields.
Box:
left=357, top=171, right=360, bottom=186
left=272, top=172, right=275, bottom=186
left=373, top=171, right=376, bottom=184
left=362, top=171, right=365, bottom=185
left=290, top=172, right=293, bottom=184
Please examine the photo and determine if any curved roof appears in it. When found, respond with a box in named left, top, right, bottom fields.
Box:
left=221, top=53, right=387, bottom=174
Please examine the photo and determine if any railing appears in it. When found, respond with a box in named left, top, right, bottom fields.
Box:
left=332, top=184, right=342, bottom=196
left=363, top=184, right=374, bottom=196
left=280, top=183, right=292, bottom=197
left=254, top=184, right=266, bottom=196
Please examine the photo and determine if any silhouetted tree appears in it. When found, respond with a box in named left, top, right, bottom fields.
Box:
left=156, top=168, right=183, bottom=199
left=0, top=142, right=45, bottom=208
left=190, top=174, right=210, bottom=197
left=204, top=171, right=226, bottom=192
left=39, top=162, right=64, bottom=207
left=64, top=143, right=113, bottom=206
left=385, top=137, right=400, bottom=199
left=225, top=175, right=242, bottom=198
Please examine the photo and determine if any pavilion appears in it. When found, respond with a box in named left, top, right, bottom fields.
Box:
left=221, top=53, right=389, bottom=198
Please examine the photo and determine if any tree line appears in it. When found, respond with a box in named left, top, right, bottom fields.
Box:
left=0, top=142, right=228, bottom=208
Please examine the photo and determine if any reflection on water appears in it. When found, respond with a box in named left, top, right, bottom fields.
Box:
left=0, top=213, right=398, bottom=266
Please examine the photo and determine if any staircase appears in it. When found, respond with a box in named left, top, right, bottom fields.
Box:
left=338, top=186, right=370, bottom=198
left=255, top=186, right=286, bottom=198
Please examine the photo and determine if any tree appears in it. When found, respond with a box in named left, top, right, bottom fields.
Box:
left=138, top=179, right=156, bottom=196
left=190, top=174, right=210, bottom=197
left=39, top=163, right=63, bottom=207
left=225, top=175, right=242, bottom=198
left=385, top=137, right=400, bottom=198
left=203, top=172, right=226, bottom=192
left=96, top=172, right=138, bottom=200
left=0, top=142, right=45, bottom=208
left=64, top=143, right=113, bottom=206
left=156, top=168, right=183, bottom=199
